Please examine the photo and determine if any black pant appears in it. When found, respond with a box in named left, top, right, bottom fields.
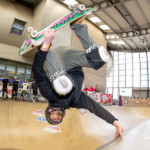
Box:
left=33, top=90, right=38, bottom=96
left=2, top=87, right=7, bottom=97
left=12, top=88, right=18, bottom=99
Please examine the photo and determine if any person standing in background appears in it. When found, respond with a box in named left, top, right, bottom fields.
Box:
left=32, top=80, right=39, bottom=102
left=12, top=76, right=18, bottom=100
left=83, top=86, right=88, bottom=94
left=21, top=79, right=28, bottom=101
left=2, top=75, right=9, bottom=99
left=95, top=85, right=100, bottom=93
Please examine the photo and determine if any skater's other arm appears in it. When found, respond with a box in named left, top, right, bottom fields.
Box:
left=78, top=92, right=117, bottom=124
left=78, top=92, right=123, bottom=139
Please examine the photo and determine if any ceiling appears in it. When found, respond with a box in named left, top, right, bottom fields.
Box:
left=15, top=0, right=42, bottom=6
left=58, top=0, right=150, bottom=53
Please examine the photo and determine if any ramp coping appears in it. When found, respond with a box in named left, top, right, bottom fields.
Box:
left=95, top=119, right=150, bottom=150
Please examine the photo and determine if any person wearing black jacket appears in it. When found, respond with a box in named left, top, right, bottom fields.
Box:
left=12, top=76, right=18, bottom=100
left=32, top=80, right=38, bottom=102
left=2, top=75, right=9, bottom=99
left=32, top=22, right=123, bottom=140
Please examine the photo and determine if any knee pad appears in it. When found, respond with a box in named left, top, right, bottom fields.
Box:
left=86, top=44, right=109, bottom=70
left=50, top=69, right=74, bottom=95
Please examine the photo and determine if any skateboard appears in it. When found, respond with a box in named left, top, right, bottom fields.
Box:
left=19, top=4, right=97, bottom=56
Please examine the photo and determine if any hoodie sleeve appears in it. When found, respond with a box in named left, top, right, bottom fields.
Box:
left=32, top=48, right=53, bottom=102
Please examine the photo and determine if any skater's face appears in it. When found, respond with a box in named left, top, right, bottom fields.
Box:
left=5, top=76, right=7, bottom=79
left=24, top=80, right=27, bottom=83
left=33, top=81, right=35, bottom=84
left=14, top=78, right=16, bottom=81
left=49, top=109, right=65, bottom=122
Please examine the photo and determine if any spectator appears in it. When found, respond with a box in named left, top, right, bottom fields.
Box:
left=32, top=80, right=39, bottom=102
left=12, top=76, right=18, bottom=100
left=21, top=79, right=28, bottom=101
left=88, top=86, right=95, bottom=91
left=2, top=75, right=9, bottom=99
left=95, top=85, right=100, bottom=93
left=83, top=86, right=88, bottom=94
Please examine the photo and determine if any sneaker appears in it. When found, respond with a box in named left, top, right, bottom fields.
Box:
left=33, top=100, right=35, bottom=102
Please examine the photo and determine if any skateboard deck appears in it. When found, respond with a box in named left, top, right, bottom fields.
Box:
left=19, top=5, right=97, bottom=56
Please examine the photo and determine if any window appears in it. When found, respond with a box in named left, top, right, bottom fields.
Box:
left=119, top=82, right=125, bottom=87
left=17, top=64, right=25, bottom=81
left=126, top=53, right=132, bottom=59
left=119, top=76, right=125, bottom=81
left=126, top=81, right=132, bottom=87
left=119, top=64, right=125, bottom=70
left=10, top=19, right=26, bottom=36
left=107, top=82, right=113, bottom=87
left=0, top=60, right=6, bottom=77
left=133, top=63, right=140, bottom=69
left=141, top=62, right=147, bottom=69
left=126, top=64, right=132, bottom=70
left=119, top=71, right=125, bottom=76
left=114, top=82, right=118, bottom=87
left=6, top=62, right=16, bottom=80
left=25, top=65, right=32, bottom=79
left=126, top=70, right=132, bottom=75
left=133, top=81, right=140, bottom=87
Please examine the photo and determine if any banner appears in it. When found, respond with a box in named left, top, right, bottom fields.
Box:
left=8, top=86, right=12, bottom=98
left=100, top=93, right=112, bottom=103
left=87, top=91, right=101, bottom=103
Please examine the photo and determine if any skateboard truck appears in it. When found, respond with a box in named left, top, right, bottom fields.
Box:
left=68, top=4, right=85, bottom=14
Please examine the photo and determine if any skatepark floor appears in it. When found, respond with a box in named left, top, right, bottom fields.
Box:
left=0, top=101, right=150, bottom=150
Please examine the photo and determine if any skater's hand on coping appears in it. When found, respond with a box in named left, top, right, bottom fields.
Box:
left=113, top=120, right=123, bottom=140
left=41, top=29, right=55, bottom=51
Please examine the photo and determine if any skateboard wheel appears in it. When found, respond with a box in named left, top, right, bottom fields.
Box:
left=68, top=4, right=74, bottom=9
left=27, top=27, right=33, bottom=33
left=78, top=4, right=85, bottom=11
left=31, top=30, right=38, bottom=38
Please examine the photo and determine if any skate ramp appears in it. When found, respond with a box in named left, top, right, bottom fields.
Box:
left=0, top=101, right=150, bottom=150
left=96, top=119, right=150, bottom=150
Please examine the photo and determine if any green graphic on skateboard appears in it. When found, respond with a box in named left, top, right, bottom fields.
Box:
left=19, top=4, right=97, bottom=56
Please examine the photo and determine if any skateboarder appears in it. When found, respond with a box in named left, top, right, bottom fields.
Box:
left=32, top=22, right=123, bottom=140
left=12, top=76, right=18, bottom=100
left=2, top=75, right=9, bottom=99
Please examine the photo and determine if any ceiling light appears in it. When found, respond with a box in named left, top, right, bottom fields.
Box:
left=111, top=41, right=125, bottom=44
left=106, top=35, right=110, bottom=39
left=116, top=36, right=119, bottom=38
left=63, top=0, right=78, bottom=5
left=99, top=25, right=110, bottom=30
left=111, top=35, right=115, bottom=39
left=89, top=17, right=101, bottom=23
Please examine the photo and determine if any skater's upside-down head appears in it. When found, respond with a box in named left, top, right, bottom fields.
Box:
left=45, top=106, right=65, bottom=125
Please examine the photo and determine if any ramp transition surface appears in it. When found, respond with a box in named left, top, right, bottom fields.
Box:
left=0, top=101, right=150, bottom=150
